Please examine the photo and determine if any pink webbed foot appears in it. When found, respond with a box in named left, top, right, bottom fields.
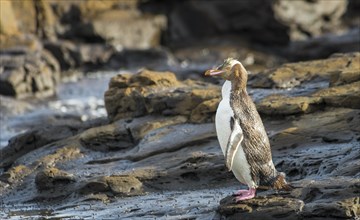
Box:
left=234, top=188, right=256, bottom=202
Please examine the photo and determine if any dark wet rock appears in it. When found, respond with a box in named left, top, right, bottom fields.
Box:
left=81, top=175, right=143, bottom=197
left=269, top=107, right=359, bottom=145
left=35, top=168, right=75, bottom=190
left=218, top=177, right=360, bottom=220
left=269, top=108, right=360, bottom=179
left=250, top=52, right=360, bottom=89
left=0, top=121, right=90, bottom=168
left=257, top=95, right=324, bottom=115
left=104, top=69, right=220, bottom=122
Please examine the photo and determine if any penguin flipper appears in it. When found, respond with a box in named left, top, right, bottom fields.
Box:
left=225, top=121, right=243, bottom=171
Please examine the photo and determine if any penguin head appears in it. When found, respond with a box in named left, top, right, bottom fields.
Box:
left=205, top=58, right=249, bottom=83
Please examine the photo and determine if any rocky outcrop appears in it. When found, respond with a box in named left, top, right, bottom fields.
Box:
left=104, top=69, right=220, bottom=122
left=0, top=36, right=60, bottom=98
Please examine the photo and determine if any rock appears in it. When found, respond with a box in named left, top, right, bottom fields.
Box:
left=0, top=0, right=56, bottom=39
left=273, top=0, right=347, bottom=40
left=257, top=95, right=324, bottom=115
left=270, top=108, right=360, bottom=179
left=43, top=40, right=81, bottom=71
left=250, top=52, right=360, bottom=88
left=0, top=37, right=60, bottom=98
left=190, top=98, right=220, bottom=123
left=56, top=1, right=166, bottom=49
left=81, top=175, right=143, bottom=196
left=104, top=69, right=220, bottom=122
left=0, top=0, right=19, bottom=35
left=330, top=68, right=360, bottom=86
left=218, top=194, right=304, bottom=220
left=0, top=165, right=31, bottom=184
left=44, top=40, right=114, bottom=72
left=35, top=168, right=75, bottom=190
left=79, top=115, right=187, bottom=151
left=269, top=108, right=360, bottom=150
left=218, top=177, right=360, bottom=220
left=311, top=81, right=360, bottom=109
left=0, top=123, right=83, bottom=168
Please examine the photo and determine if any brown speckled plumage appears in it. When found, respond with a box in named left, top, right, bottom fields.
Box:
left=230, top=63, right=291, bottom=190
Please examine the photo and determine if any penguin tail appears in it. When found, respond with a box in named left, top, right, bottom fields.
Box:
left=272, top=172, right=293, bottom=191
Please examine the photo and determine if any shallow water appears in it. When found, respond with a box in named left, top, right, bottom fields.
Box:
left=0, top=71, right=120, bottom=148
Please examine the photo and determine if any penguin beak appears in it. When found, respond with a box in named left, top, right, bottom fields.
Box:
left=204, top=69, right=225, bottom=76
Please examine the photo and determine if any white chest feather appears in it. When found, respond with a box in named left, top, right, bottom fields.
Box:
left=215, top=81, right=256, bottom=188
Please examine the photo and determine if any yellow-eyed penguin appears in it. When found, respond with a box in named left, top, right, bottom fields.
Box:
left=205, top=58, right=292, bottom=201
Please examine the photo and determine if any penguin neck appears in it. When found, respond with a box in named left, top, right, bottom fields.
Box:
left=230, top=63, right=248, bottom=92
left=231, top=77, right=248, bottom=95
